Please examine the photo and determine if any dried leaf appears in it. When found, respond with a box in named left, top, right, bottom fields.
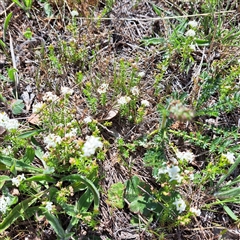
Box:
left=27, top=113, right=40, bottom=126
left=100, top=104, right=120, bottom=121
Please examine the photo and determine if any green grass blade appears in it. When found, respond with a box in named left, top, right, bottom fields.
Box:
left=3, top=12, right=12, bottom=42
left=216, top=155, right=240, bottom=189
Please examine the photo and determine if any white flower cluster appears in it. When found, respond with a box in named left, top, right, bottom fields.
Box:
left=0, top=195, right=11, bottom=214
left=82, top=135, right=103, bottom=157
left=188, top=20, right=198, bottom=28
left=32, top=102, right=45, bottom=113
left=45, top=201, right=53, bottom=212
left=176, top=150, right=195, bottom=163
left=1, top=146, right=12, bottom=155
left=83, top=116, right=92, bottom=124
left=222, top=152, right=235, bottom=164
left=158, top=165, right=183, bottom=183
left=12, top=174, right=26, bottom=187
left=0, top=112, right=19, bottom=130
left=61, top=86, right=74, bottom=95
left=44, top=133, right=62, bottom=149
left=97, top=83, right=109, bottom=94
left=173, top=197, right=186, bottom=213
left=117, top=96, right=131, bottom=105
left=65, top=128, right=78, bottom=138
left=130, top=86, right=140, bottom=96
left=141, top=99, right=150, bottom=107
left=42, top=92, right=59, bottom=102
left=185, top=29, right=196, bottom=37
left=190, top=207, right=201, bottom=216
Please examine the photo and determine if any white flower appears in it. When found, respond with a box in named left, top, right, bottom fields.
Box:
left=185, top=29, right=196, bottom=37
left=170, top=157, right=178, bottom=164
left=70, top=10, right=79, bottom=17
left=32, top=102, right=45, bottom=113
left=0, top=196, right=11, bottom=214
left=130, top=86, right=140, bottom=96
left=82, top=135, right=103, bottom=157
left=83, top=116, right=92, bottom=123
left=189, top=44, right=196, bottom=51
left=158, top=166, right=168, bottom=175
left=117, top=96, right=131, bottom=105
left=42, top=92, right=59, bottom=102
left=173, top=197, right=186, bottom=213
left=12, top=174, right=26, bottom=187
left=188, top=20, right=198, bottom=28
left=138, top=72, right=145, bottom=78
left=167, top=166, right=183, bottom=183
left=61, top=86, right=74, bottom=95
left=1, top=146, right=12, bottom=155
left=43, top=151, right=50, bottom=160
left=176, top=150, right=195, bottom=163
left=97, top=83, right=109, bottom=94
left=190, top=207, right=201, bottom=216
left=45, top=201, right=53, bottom=212
left=141, top=100, right=150, bottom=107
left=0, top=112, right=19, bottom=130
left=189, top=173, right=194, bottom=181
left=44, top=133, right=62, bottom=149
left=65, top=128, right=78, bottom=138
left=222, top=152, right=235, bottom=164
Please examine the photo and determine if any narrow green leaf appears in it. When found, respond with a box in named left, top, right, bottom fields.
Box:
left=23, top=147, right=35, bottom=164
left=77, top=188, right=93, bottom=212
left=0, top=155, right=44, bottom=173
left=18, top=129, right=41, bottom=139
left=216, top=155, right=240, bottom=189
left=3, top=12, right=12, bottom=42
left=12, top=0, right=24, bottom=9
left=41, top=210, right=66, bottom=238
left=25, top=174, right=56, bottom=183
left=0, top=192, right=43, bottom=233
left=61, top=174, right=100, bottom=212
left=214, top=187, right=240, bottom=199
left=141, top=37, right=165, bottom=46
left=223, top=205, right=238, bottom=221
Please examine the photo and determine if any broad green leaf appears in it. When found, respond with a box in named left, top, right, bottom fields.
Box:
left=107, top=182, right=125, bottom=209
left=0, top=192, right=43, bottom=233
left=10, top=99, right=25, bottom=115
left=61, top=174, right=100, bottom=212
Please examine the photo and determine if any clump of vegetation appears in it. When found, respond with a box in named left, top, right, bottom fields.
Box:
left=0, top=0, right=239, bottom=239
